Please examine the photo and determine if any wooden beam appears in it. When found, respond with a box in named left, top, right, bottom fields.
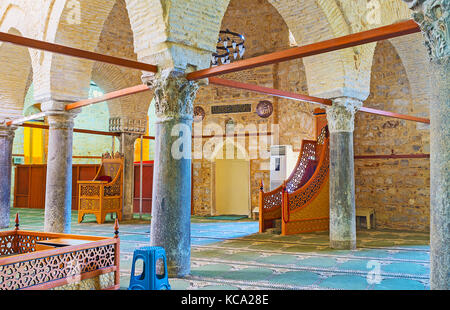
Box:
left=359, top=107, right=430, bottom=124
left=187, top=20, right=420, bottom=80
left=6, top=112, right=46, bottom=126
left=209, top=77, right=332, bottom=106
left=19, top=123, right=121, bottom=137
left=0, top=32, right=158, bottom=73
left=209, top=78, right=430, bottom=124
left=65, top=84, right=150, bottom=111
left=17, top=122, right=271, bottom=140
left=354, top=154, right=430, bottom=160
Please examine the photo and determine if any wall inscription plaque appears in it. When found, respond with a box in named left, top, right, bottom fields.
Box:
left=211, top=104, right=252, bottom=115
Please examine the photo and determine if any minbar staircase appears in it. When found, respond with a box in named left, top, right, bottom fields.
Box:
left=259, top=113, right=330, bottom=236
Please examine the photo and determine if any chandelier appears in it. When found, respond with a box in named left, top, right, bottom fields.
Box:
left=211, top=29, right=246, bottom=66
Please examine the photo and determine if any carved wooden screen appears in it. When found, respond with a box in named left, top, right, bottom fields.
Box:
left=0, top=231, right=119, bottom=290
left=287, top=136, right=329, bottom=213
left=259, top=125, right=330, bottom=233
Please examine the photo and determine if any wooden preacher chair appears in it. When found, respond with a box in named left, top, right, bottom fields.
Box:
left=78, top=152, right=124, bottom=224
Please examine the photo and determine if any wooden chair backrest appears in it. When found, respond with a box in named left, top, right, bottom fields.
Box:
left=95, top=152, right=124, bottom=180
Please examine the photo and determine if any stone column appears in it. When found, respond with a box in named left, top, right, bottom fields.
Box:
left=143, top=69, right=199, bottom=277
left=119, top=132, right=140, bottom=220
left=402, top=0, right=449, bottom=290
left=43, top=111, right=75, bottom=233
left=0, top=124, right=16, bottom=228
left=326, top=97, right=362, bottom=250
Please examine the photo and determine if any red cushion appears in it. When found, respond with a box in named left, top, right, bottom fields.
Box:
left=96, top=175, right=112, bottom=182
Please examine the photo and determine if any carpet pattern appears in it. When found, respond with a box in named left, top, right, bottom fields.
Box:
left=1, top=208, right=430, bottom=290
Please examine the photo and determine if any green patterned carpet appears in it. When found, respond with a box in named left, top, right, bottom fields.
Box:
left=2, top=208, right=431, bottom=290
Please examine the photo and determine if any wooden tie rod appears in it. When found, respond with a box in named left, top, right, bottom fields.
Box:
left=0, top=32, right=158, bottom=73
left=187, top=20, right=421, bottom=80
left=65, top=84, right=150, bottom=111
left=209, top=77, right=332, bottom=106
left=359, top=107, right=430, bottom=124
left=6, top=84, right=151, bottom=125
left=209, top=77, right=430, bottom=124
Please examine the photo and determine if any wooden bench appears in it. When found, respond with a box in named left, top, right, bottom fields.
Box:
left=356, top=208, right=375, bottom=229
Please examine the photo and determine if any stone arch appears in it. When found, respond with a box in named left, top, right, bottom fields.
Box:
left=0, top=27, right=33, bottom=118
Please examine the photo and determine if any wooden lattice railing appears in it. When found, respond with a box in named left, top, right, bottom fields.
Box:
left=259, top=126, right=330, bottom=235
left=0, top=216, right=120, bottom=290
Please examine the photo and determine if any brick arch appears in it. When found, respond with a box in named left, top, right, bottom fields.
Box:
left=0, top=4, right=27, bottom=35
left=90, top=0, right=153, bottom=121
left=367, top=37, right=431, bottom=127
left=0, top=27, right=33, bottom=118
left=265, top=0, right=360, bottom=99
left=324, top=0, right=414, bottom=102
left=125, top=0, right=230, bottom=71
left=363, top=33, right=431, bottom=120
left=388, top=33, right=432, bottom=109
left=33, top=0, right=118, bottom=104
left=90, top=62, right=154, bottom=120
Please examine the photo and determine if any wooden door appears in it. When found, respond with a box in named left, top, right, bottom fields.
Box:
left=133, top=163, right=154, bottom=214
left=14, top=164, right=99, bottom=210
left=215, top=159, right=250, bottom=216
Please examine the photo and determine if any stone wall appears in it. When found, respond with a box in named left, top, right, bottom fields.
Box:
left=192, top=0, right=314, bottom=216
left=354, top=40, right=431, bottom=232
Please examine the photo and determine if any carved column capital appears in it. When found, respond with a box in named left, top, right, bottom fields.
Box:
left=0, top=121, right=17, bottom=141
left=142, top=69, right=200, bottom=121
left=45, top=111, right=76, bottom=130
left=403, top=0, right=426, bottom=9
left=119, top=132, right=141, bottom=147
left=403, top=0, right=450, bottom=64
left=326, top=97, right=363, bottom=133
left=41, top=100, right=79, bottom=130
left=109, top=117, right=147, bottom=135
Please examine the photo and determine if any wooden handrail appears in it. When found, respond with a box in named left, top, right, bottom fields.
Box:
left=187, top=20, right=421, bottom=80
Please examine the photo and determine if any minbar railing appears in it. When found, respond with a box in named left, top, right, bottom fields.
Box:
left=259, top=126, right=330, bottom=235
left=0, top=214, right=120, bottom=290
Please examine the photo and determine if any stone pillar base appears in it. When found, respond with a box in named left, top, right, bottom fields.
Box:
left=330, top=239, right=356, bottom=250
